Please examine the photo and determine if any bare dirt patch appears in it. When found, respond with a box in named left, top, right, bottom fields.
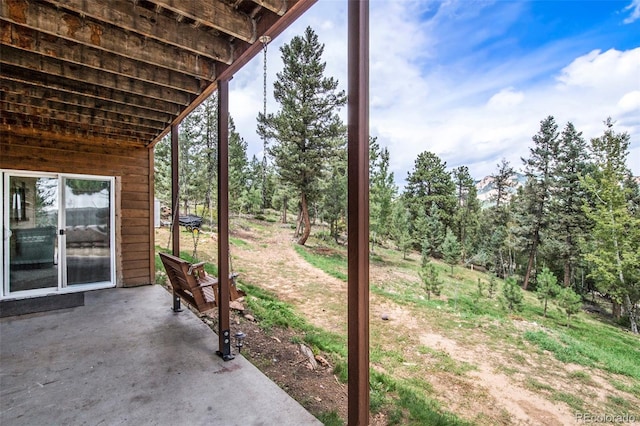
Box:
left=157, top=221, right=639, bottom=425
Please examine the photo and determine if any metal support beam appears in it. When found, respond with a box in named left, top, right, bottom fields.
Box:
left=216, top=79, right=233, bottom=361
left=170, top=123, right=182, bottom=312
left=347, top=1, right=370, bottom=425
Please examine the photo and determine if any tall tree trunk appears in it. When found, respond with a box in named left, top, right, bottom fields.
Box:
left=563, top=233, right=572, bottom=287
left=563, top=259, right=571, bottom=288
left=282, top=197, right=288, bottom=224
left=295, top=208, right=303, bottom=238
left=612, top=301, right=622, bottom=319
left=298, top=193, right=311, bottom=245
left=624, top=295, right=638, bottom=334
left=523, top=233, right=539, bottom=290
left=611, top=206, right=637, bottom=332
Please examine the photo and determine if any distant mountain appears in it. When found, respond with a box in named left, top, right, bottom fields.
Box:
left=474, top=174, right=639, bottom=208
left=475, top=172, right=526, bottom=207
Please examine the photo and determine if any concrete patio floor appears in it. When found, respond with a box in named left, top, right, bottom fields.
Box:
left=0, top=285, right=321, bottom=426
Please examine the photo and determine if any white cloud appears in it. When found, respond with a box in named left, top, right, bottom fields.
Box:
left=487, top=88, right=525, bottom=109
left=618, top=90, right=640, bottom=112
left=623, top=0, right=640, bottom=24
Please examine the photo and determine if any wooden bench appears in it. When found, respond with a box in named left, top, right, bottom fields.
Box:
left=159, top=252, right=245, bottom=313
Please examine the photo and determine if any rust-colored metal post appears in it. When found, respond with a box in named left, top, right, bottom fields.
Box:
left=217, top=79, right=233, bottom=360
left=171, top=124, right=180, bottom=257
left=347, top=0, right=370, bottom=424
left=170, top=124, right=182, bottom=312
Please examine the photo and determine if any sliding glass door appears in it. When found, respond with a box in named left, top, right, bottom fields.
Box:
left=63, top=177, right=113, bottom=286
left=2, top=172, right=115, bottom=298
left=5, top=175, right=59, bottom=294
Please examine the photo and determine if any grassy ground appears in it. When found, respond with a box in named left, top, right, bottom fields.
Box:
left=156, top=218, right=640, bottom=425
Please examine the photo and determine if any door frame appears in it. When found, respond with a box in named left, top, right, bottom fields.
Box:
left=2, top=170, right=117, bottom=300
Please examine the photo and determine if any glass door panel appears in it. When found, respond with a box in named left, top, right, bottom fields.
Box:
left=7, top=175, right=59, bottom=293
left=64, top=178, right=112, bottom=285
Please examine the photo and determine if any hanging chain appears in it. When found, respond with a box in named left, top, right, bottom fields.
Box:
left=260, top=36, right=271, bottom=212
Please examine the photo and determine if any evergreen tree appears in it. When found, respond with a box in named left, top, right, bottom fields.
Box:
left=442, top=229, right=461, bottom=275
left=154, top=135, right=171, bottom=205
left=417, top=203, right=446, bottom=258
left=491, top=158, right=516, bottom=209
left=452, top=166, right=481, bottom=261
left=370, top=137, right=397, bottom=252
left=404, top=151, right=456, bottom=247
left=199, top=95, right=218, bottom=221
left=549, top=122, right=590, bottom=287
left=480, top=159, right=515, bottom=277
left=229, top=117, right=249, bottom=215
left=502, top=277, right=523, bottom=312
left=321, top=145, right=347, bottom=244
left=391, top=197, right=413, bottom=259
left=557, top=287, right=582, bottom=326
left=519, top=116, right=560, bottom=289
left=582, top=118, right=639, bottom=333
left=258, top=26, right=346, bottom=245
left=178, top=110, right=206, bottom=215
left=487, top=274, right=498, bottom=299
left=240, top=155, right=263, bottom=214
left=419, top=247, right=442, bottom=300
left=536, top=267, right=560, bottom=317
left=476, top=278, right=485, bottom=300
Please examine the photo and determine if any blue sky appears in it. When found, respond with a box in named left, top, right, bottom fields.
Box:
left=229, top=0, right=640, bottom=185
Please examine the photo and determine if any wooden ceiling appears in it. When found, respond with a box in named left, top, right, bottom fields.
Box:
left=0, top=0, right=316, bottom=147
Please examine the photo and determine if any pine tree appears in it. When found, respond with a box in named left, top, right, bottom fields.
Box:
left=481, top=159, right=515, bottom=277
left=419, top=247, right=442, bottom=300
left=321, top=146, right=347, bottom=244
left=502, top=277, right=523, bottom=312
left=404, top=151, right=456, bottom=248
left=452, top=166, right=481, bottom=261
left=370, top=137, right=397, bottom=252
left=557, top=287, right=582, bottom=326
left=391, top=198, right=413, bottom=259
left=519, top=116, right=560, bottom=289
left=417, top=203, right=446, bottom=258
left=442, top=229, right=461, bottom=275
left=549, top=122, right=590, bottom=287
left=536, top=267, right=560, bottom=317
left=199, top=95, right=218, bottom=221
left=229, top=117, right=249, bottom=215
left=491, top=158, right=516, bottom=209
left=257, top=26, right=346, bottom=245
left=154, top=135, right=172, bottom=205
left=487, top=274, right=497, bottom=299
left=582, top=118, right=639, bottom=333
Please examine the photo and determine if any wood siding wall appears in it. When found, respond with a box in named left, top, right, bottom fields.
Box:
left=0, top=129, right=154, bottom=287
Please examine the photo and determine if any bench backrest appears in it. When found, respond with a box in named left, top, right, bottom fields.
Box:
left=159, top=252, right=216, bottom=312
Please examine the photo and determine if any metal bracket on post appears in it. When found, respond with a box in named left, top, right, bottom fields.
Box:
left=172, top=293, right=183, bottom=312
left=216, top=329, right=235, bottom=361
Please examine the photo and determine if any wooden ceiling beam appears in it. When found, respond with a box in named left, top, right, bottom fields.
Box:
left=149, top=0, right=256, bottom=42
left=0, top=47, right=195, bottom=105
left=1, top=101, right=160, bottom=136
left=0, top=78, right=174, bottom=124
left=40, top=0, right=233, bottom=62
left=250, top=0, right=287, bottom=16
left=1, top=93, right=168, bottom=130
left=0, top=0, right=219, bottom=79
left=0, top=125, right=148, bottom=148
left=1, top=111, right=156, bottom=142
left=1, top=22, right=208, bottom=94
left=0, top=74, right=184, bottom=116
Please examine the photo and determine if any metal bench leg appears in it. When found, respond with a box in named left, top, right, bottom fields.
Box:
left=172, top=292, right=183, bottom=312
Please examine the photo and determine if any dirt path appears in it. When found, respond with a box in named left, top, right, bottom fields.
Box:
left=159, top=222, right=620, bottom=425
